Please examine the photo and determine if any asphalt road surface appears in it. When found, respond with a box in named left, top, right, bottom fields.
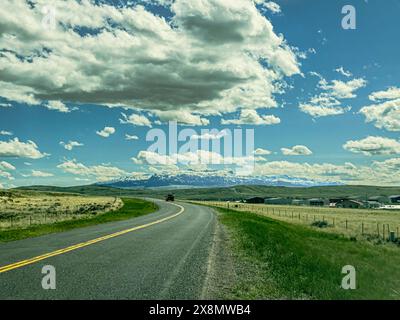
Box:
left=0, top=200, right=217, bottom=299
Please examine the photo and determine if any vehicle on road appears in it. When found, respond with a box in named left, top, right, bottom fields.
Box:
left=165, top=194, right=175, bottom=202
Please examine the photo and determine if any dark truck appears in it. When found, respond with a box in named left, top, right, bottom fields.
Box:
left=165, top=194, right=175, bottom=202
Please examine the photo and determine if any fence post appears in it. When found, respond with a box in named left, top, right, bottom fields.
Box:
left=345, top=220, right=348, bottom=229
left=30, top=215, right=32, bottom=226
left=361, top=222, right=364, bottom=235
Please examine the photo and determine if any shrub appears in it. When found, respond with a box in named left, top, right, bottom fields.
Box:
left=311, top=220, right=329, bottom=228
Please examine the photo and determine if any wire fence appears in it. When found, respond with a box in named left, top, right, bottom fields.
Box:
left=196, top=201, right=400, bottom=242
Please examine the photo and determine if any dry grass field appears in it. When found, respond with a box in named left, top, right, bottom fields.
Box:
left=0, top=190, right=122, bottom=230
left=196, top=201, right=400, bottom=242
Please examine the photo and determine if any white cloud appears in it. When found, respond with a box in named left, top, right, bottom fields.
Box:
left=369, top=87, right=400, bottom=102
left=125, top=134, right=139, bottom=141
left=0, top=130, right=13, bottom=136
left=0, top=170, right=14, bottom=180
left=360, top=87, right=400, bottom=132
left=281, top=145, right=313, bottom=156
left=343, top=136, right=400, bottom=156
left=31, top=170, right=54, bottom=177
left=319, top=78, right=367, bottom=99
left=96, top=126, right=115, bottom=138
left=0, top=0, right=300, bottom=122
left=120, top=113, right=152, bottom=127
left=57, top=159, right=128, bottom=182
left=258, top=1, right=281, bottom=14
left=299, top=103, right=351, bottom=118
left=0, top=103, right=12, bottom=108
left=299, top=76, right=365, bottom=118
left=134, top=149, right=256, bottom=167
left=190, top=130, right=228, bottom=140
left=154, top=110, right=209, bottom=126
left=60, top=140, right=84, bottom=151
left=359, top=98, right=400, bottom=132
left=222, top=109, right=280, bottom=125
left=45, top=100, right=70, bottom=113
left=254, top=148, right=271, bottom=155
left=0, top=161, right=16, bottom=171
left=334, top=67, right=352, bottom=77
left=0, top=138, right=47, bottom=159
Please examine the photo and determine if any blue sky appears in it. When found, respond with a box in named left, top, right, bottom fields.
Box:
left=0, top=0, right=399, bottom=187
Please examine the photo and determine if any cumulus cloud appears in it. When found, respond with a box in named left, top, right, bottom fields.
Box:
left=125, top=134, right=139, bottom=141
left=31, top=170, right=54, bottom=177
left=254, top=148, right=271, bottom=155
left=0, top=170, right=14, bottom=181
left=281, top=145, right=313, bottom=156
left=0, top=103, right=12, bottom=108
left=369, top=87, right=400, bottom=102
left=334, top=66, right=352, bottom=77
left=260, top=158, right=400, bottom=186
left=57, top=159, right=128, bottom=182
left=299, top=103, right=351, bottom=118
left=299, top=75, right=365, bottom=118
left=45, top=101, right=70, bottom=113
left=0, top=161, right=16, bottom=171
left=360, top=87, right=400, bottom=132
left=134, top=149, right=256, bottom=167
left=60, top=140, right=84, bottom=151
left=0, top=0, right=300, bottom=125
left=0, top=130, right=13, bottom=136
left=257, top=1, right=281, bottom=14
left=343, top=136, right=400, bottom=156
left=0, top=138, right=47, bottom=159
left=96, top=126, right=115, bottom=138
left=319, top=78, right=367, bottom=99
left=190, top=130, right=228, bottom=140
left=120, top=113, right=152, bottom=127
left=221, top=109, right=280, bottom=125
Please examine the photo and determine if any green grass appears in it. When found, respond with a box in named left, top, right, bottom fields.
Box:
left=0, top=198, right=158, bottom=243
left=217, top=207, right=400, bottom=300
left=16, top=184, right=400, bottom=201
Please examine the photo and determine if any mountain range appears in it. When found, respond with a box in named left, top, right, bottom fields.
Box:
left=97, top=173, right=340, bottom=189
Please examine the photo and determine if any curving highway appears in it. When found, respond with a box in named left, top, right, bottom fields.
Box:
left=0, top=199, right=217, bottom=299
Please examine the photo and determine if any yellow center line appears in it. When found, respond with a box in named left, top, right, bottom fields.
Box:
left=0, top=203, right=185, bottom=274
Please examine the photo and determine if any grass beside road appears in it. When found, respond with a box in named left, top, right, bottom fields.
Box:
left=0, top=198, right=158, bottom=243
left=216, top=207, right=400, bottom=300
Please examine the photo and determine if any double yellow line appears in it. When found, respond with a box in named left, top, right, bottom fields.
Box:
left=0, top=203, right=185, bottom=274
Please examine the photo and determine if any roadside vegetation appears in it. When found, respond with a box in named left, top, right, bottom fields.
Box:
left=201, top=201, right=400, bottom=243
left=214, top=207, right=400, bottom=300
left=0, top=192, right=157, bottom=242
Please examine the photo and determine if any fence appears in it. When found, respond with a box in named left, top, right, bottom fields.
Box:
left=0, top=212, right=96, bottom=230
left=196, top=201, right=400, bottom=242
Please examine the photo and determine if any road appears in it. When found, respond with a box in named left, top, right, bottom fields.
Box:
left=0, top=200, right=217, bottom=299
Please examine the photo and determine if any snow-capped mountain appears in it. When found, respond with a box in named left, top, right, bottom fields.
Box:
left=97, top=173, right=340, bottom=189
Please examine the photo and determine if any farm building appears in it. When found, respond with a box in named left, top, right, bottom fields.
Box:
left=246, top=197, right=265, bottom=204
left=307, top=198, right=329, bottom=207
left=292, top=199, right=307, bottom=206
left=264, top=197, right=292, bottom=205
left=336, top=199, right=364, bottom=209
left=368, top=196, right=389, bottom=203
left=389, top=195, right=400, bottom=204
